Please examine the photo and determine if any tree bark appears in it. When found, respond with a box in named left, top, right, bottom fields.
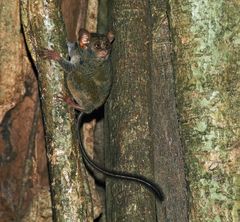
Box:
left=0, top=0, right=26, bottom=122
left=168, top=0, right=240, bottom=221
left=97, top=0, right=109, bottom=33
left=21, top=0, right=94, bottom=221
left=106, top=1, right=156, bottom=221
left=150, top=1, right=188, bottom=221
left=61, top=0, right=88, bottom=42
left=0, top=1, right=51, bottom=221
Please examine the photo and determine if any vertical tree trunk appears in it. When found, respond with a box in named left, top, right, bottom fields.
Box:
left=168, top=0, right=240, bottom=221
left=97, top=0, right=109, bottom=33
left=106, top=1, right=156, bottom=221
left=0, top=0, right=26, bottom=121
left=150, top=1, right=188, bottom=221
left=0, top=1, right=51, bottom=221
left=21, top=0, right=94, bottom=221
left=61, top=0, right=87, bottom=42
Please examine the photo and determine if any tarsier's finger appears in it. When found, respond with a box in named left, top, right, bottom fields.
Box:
left=81, top=36, right=90, bottom=44
left=38, top=49, right=51, bottom=59
left=37, top=49, right=46, bottom=57
left=38, top=49, right=60, bottom=60
left=56, top=93, right=67, bottom=101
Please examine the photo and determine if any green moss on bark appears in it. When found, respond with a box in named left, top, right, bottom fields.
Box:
left=168, top=0, right=240, bottom=221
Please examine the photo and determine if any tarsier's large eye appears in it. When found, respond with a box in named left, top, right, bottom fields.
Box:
left=95, top=42, right=101, bottom=49
left=105, top=42, right=110, bottom=49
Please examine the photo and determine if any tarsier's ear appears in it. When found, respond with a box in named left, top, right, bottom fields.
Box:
left=79, top=29, right=91, bottom=48
left=107, top=31, right=115, bottom=43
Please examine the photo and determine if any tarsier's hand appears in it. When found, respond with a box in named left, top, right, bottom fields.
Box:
left=39, top=49, right=61, bottom=61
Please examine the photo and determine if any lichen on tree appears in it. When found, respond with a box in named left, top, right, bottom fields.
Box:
left=168, top=0, right=240, bottom=221
left=20, top=0, right=94, bottom=221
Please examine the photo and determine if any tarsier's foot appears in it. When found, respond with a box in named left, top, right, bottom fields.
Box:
left=39, top=48, right=61, bottom=61
left=57, top=93, right=83, bottom=112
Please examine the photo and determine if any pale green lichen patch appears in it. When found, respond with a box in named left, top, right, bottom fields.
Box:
left=169, top=0, right=240, bottom=221
left=194, top=121, right=207, bottom=133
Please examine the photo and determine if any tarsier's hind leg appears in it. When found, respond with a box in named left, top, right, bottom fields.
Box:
left=57, top=93, right=83, bottom=112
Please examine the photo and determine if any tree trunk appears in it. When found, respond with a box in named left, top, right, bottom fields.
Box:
left=61, top=0, right=87, bottom=42
left=150, top=0, right=188, bottom=221
left=168, top=0, right=240, bottom=221
left=21, top=0, right=94, bottom=221
left=0, top=1, right=51, bottom=221
left=106, top=1, right=156, bottom=221
left=0, top=0, right=26, bottom=122
left=97, top=0, right=109, bottom=33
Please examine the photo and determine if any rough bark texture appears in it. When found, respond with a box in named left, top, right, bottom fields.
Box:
left=106, top=1, right=156, bottom=221
left=150, top=1, right=188, bottom=221
left=61, top=0, right=87, bottom=42
left=168, top=0, right=240, bottom=221
left=0, top=1, right=51, bottom=221
left=86, top=0, right=99, bottom=33
left=0, top=0, right=27, bottom=122
left=21, top=0, right=94, bottom=221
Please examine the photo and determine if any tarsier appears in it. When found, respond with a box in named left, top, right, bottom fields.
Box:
left=42, top=29, right=164, bottom=201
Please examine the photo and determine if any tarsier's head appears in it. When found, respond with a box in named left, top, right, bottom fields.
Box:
left=78, top=29, right=115, bottom=61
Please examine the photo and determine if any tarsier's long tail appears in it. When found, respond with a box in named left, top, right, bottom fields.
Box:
left=77, top=112, right=164, bottom=201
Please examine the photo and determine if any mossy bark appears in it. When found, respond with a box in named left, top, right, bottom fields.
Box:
left=106, top=1, right=156, bottom=221
left=21, top=0, right=94, bottom=221
left=168, top=0, right=240, bottom=221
